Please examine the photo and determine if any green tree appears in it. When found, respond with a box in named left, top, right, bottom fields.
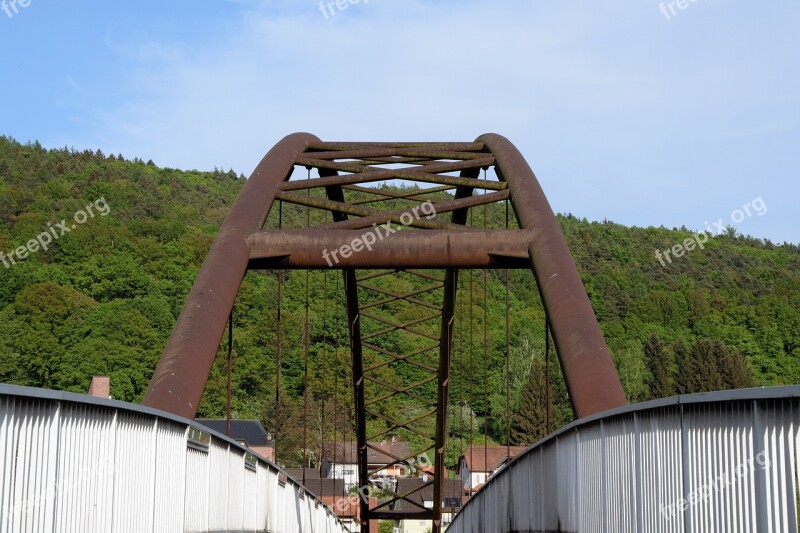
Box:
left=1, top=134, right=799, bottom=472
left=510, top=356, right=547, bottom=446
left=612, top=340, right=650, bottom=402
left=0, top=340, right=22, bottom=383
left=645, top=333, right=673, bottom=399
left=674, top=340, right=694, bottom=394
left=0, top=282, right=96, bottom=387
left=720, top=345, right=755, bottom=389
left=378, top=522, right=396, bottom=533
left=676, top=338, right=748, bottom=394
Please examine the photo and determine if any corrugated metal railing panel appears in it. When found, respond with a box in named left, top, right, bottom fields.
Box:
left=0, top=397, right=13, bottom=532
left=266, top=469, right=280, bottom=533
left=0, top=385, right=350, bottom=533
left=449, top=388, right=800, bottom=533
left=511, top=447, right=528, bottom=531
left=755, top=399, right=800, bottom=532
left=153, top=421, right=186, bottom=533
left=242, top=463, right=257, bottom=531
left=207, top=440, right=229, bottom=530
left=184, top=447, right=210, bottom=532
left=556, top=433, right=579, bottom=531
left=578, top=423, right=604, bottom=533
left=606, top=415, right=637, bottom=533
left=1, top=398, right=61, bottom=533
left=54, top=403, right=116, bottom=533
left=113, top=414, right=157, bottom=532
left=254, top=465, right=268, bottom=531
left=540, top=439, right=558, bottom=529
left=638, top=407, right=683, bottom=533
left=276, top=483, right=293, bottom=533
left=225, top=450, right=245, bottom=529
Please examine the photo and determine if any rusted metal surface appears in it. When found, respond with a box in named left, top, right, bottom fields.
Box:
left=142, top=132, right=320, bottom=418
left=144, top=133, right=626, bottom=533
left=246, top=229, right=535, bottom=269
left=433, top=269, right=458, bottom=533
left=313, top=191, right=509, bottom=231
left=322, top=176, right=375, bottom=530
left=307, top=141, right=485, bottom=151
left=478, top=133, right=627, bottom=418
left=281, top=159, right=498, bottom=192
left=303, top=147, right=489, bottom=161
left=343, top=268, right=370, bottom=531
left=274, top=190, right=470, bottom=230
left=344, top=184, right=455, bottom=205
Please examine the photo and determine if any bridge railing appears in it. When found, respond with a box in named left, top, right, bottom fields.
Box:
left=0, top=384, right=350, bottom=533
left=449, top=387, right=800, bottom=533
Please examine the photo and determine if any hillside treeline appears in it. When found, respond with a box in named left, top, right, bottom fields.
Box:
left=1, top=136, right=798, bottom=466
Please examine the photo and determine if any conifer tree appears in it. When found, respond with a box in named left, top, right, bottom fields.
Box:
left=694, top=339, right=726, bottom=392
left=720, top=345, right=755, bottom=389
left=511, top=358, right=547, bottom=446
left=675, top=338, right=753, bottom=394
left=645, top=333, right=673, bottom=399
left=674, top=340, right=690, bottom=394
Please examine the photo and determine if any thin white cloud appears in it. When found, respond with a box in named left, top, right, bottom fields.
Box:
left=62, top=0, right=798, bottom=242
left=84, top=1, right=654, bottom=171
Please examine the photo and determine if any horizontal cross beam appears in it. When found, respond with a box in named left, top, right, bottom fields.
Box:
left=247, top=229, right=535, bottom=269
left=368, top=511, right=437, bottom=521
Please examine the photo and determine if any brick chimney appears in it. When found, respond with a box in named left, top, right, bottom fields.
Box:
left=88, top=376, right=111, bottom=399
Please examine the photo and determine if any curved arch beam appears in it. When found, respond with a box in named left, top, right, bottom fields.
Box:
left=478, top=133, right=627, bottom=417
left=143, top=132, right=320, bottom=418
left=144, top=132, right=627, bottom=421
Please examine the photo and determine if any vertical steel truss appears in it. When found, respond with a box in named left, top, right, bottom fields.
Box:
left=144, top=134, right=628, bottom=533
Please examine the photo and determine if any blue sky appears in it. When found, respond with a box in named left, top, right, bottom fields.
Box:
left=1, top=0, right=798, bottom=243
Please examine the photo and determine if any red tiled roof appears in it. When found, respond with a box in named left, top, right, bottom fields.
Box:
left=320, top=495, right=359, bottom=519
left=459, top=445, right=527, bottom=473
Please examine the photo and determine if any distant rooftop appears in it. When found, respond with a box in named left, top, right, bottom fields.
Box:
left=392, top=478, right=465, bottom=514
left=285, top=467, right=324, bottom=481
left=195, top=419, right=274, bottom=448
left=323, top=439, right=412, bottom=465
left=459, top=445, right=527, bottom=473
left=301, top=478, right=347, bottom=499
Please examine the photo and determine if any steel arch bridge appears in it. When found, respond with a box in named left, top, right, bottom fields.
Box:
left=142, top=133, right=628, bottom=532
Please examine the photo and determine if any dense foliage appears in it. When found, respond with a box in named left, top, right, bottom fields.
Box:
left=1, top=136, right=798, bottom=467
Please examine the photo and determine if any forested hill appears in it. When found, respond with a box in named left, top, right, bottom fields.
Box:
left=1, top=136, right=799, bottom=463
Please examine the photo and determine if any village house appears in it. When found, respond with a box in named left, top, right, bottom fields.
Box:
left=390, top=477, right=465, bottom=532
left=457, top=445, right=527, bottom=493
left=322, top=438, right=413, bottom=492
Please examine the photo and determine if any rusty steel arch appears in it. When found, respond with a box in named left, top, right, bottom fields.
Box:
left=143, top=133, right=627, bottom=532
